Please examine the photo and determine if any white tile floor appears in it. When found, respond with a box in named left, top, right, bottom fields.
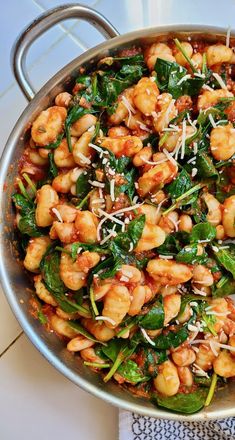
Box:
left=1, top=0, right=235, bottom=439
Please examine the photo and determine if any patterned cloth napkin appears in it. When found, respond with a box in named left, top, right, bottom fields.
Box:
left=119, top=410, right=235, bottom=439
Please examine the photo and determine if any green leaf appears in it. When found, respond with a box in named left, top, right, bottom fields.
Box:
left=212, top=276, right=235, bottom=298
left=214, top=244, right=235, bottom=279
left=48, top=152, right=58, bottom=178
left=191, top=222, right=216, bottom=243
left=141, top=347, right=167, bottom=376
left=152, top=388, right=207, bottom=414
left=18, top=211, right=43, bottom=237
left=36, top=133, right=64, bottom=150
left=37, top=309, right=47, bottom=325
left=40, top=250, right=66, bottom=294
left=157, top=232, right=190, bottom=257
left=69, top=321, right=104, bottom=344
left=127, top=214, right=146, bottom=247
left=70, top=242, right=110, bottom=261
left=110, top=215, right=146, bottom=259
left=138, top=298, right=164, bottom=330
left=195, top=152, right=218, bottom=179
left=117, top=360, right=150, bottom=384
left=153, top=327, right=188, bottom=349
left=155, top=58, right=204, bottom=98
left=76, top=171, right=93, bottom=199
left=166, top=169, right=192, bottom=200
left=216, top=168, right=235, bottom=202
left=103, top=339, right=137, bottom=382
left=65, top=107, right=95, bottom=151
left=12, top=193, right=34, bottom=214
left=176, top=243, right=207, bottom=264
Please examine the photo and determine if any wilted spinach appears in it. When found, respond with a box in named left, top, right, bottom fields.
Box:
left=166, top=169, right=192, bottom=200
left=152, top=388, right=207, bottom=414
left=190, top=222, right=216, bottom=243
left=153, top=327, right=188, bottom=349
left=12, top=193, right=43, bottom=238
left=154, top=58, right=204, bottom=98
left=117, top=360, right=150, bottom=384
left=214, top=244, right=235, bottom=279
left=138, top=298, right=164, bottom=330
left=76, top=170, right=93, bottom=199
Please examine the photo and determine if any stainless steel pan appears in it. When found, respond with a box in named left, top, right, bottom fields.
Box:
left=1, top=3, right=235, bottom=420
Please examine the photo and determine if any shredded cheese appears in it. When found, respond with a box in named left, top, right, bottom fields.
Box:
left=52, top=208, right=63, bottom=223
left=212, top=72, right=227, bottom=89
left=88, top=180, right=105, bottom=188
left=208, top=113, right=217, bottom=128
left=158, top=255, right=174, bottom=259
left=77, top=152, right=91, bottom=164
left=140, top=328, right=156, bottom=346
left=162, top=148, right=178, bottom=166
left=140, top=156, right=168, bottom=165
left=95, top=316, right=116, bottom=326
left=192, top=363, right=209, bottom=378
left=202, top=84, right=214, bottom=92
left=180, top=119, right=187, bottom=160
left=110, top=179, right=115, bottom=202
left=193, top=286, right=208, bottom=296
left=98, top=209, right=125, bottom=226
left=177, top=74, right=191, bottom=85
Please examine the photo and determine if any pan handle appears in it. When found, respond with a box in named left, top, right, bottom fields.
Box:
left=11, top=3, right=119, bottom=101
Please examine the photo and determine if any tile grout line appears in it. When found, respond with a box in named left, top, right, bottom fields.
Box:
left=0, top=331, right=24, bottom=358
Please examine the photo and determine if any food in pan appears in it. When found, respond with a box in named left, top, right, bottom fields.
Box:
left=12, top=35, right=235, bottom=414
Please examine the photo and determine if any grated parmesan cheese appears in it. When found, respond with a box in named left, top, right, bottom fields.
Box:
left=208, top=113, right=217, bottom=128
left=110, top=179, right=115, bottom=201
left=88, top=180, right=105, bottom=188
left=95, top=316, right=116, bottom=326
left=77, top=152, right=91, bottom=164
left=212, top=72, right=227, bottom=89
left=177, top=74, right=191, bottom=85
left=52, top=207, right=63, bottom=223
left=140, top=328, right=156, bottom=346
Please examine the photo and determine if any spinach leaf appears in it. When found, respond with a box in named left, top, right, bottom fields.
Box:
left=152, top=388, right=207, bottom=414
left=195, top=152, right=218, bottom=179
left=36, top=133, right=64, bottom=150
left=69, top=321, right=104, bottom=344
left=12, top=193, right=44, bottom=238
left=178, top=294, right=206, bottom=316
left=166, top=169, right=192, bottom=200
left=153, top=327, right=188, bottom=349
left=214, top=244, right=235, bottom=279
left=110, top=215, right=145, bottom=258
left=48, top=152, right=58, bottom=178
left=157, top=232, right=190, bottom=256
left=191, top=222, right=216, bottom=243
left=216, top=168, right=235, bottom=202
left=89, top=256, right=121, bottom=283
left=118, top=168, right=136, bottom=199
left=12, top=193, right=34, bottom=213
left=142, top=347, right=167, bottom=377
left=18, top=211, right=43, bottom=237
left=138, top=298, right=164, bottom=330
left=102, top=338, right=138, bottom=382
left=65, top=106, right=95, bottom=151
left=212, top=276, right=235, bottom=298
left=70, top=242, right=110, bottom=261
left=76, top=171, right=93, bottom=199
left=75, top=74, right=91, bottom=87
left=155, top=58, right=174, bottom=91
left=40, top=250, right=66, bottom=294
left=155, top=58, right=204, bottom=98
left=117, top=360, right=150, bottom=383
left=176, top=243, right=207, bottom=264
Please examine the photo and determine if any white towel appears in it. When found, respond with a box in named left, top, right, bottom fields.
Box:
left=119, top=410, right=235, bottom=439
